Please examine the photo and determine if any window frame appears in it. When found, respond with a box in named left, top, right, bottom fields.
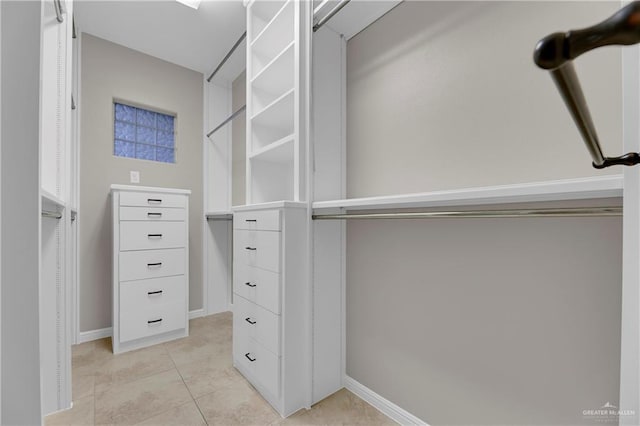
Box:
left=112, top=99, right=177, bottom=164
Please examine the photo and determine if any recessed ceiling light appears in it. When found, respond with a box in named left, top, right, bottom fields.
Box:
left=176, top=0, right=202, bottom=10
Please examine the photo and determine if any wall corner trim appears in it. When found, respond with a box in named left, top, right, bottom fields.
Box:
left=343, top=376, right=429, bottom=426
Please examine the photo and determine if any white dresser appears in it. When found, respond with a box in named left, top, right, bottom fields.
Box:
left=111, top=185, right=191, bottom=354
left=232, top=203, right=309, bottom=417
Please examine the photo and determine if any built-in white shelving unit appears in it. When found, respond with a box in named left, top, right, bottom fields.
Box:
left=247, top=0, right=305, bottom=204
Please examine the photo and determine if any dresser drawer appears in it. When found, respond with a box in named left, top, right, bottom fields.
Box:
left=233, top=230, right=280, bottom=273
left=119, top=248, right=185, bottom=282
left=234, top=295, right=280, bottom=355
left=119, top=276, right=186, bottom=343
left=234, top=332, right=280, bottom=398
left=233, top=263, right=280, bottom=314
left=120, top=275, right=186, bottom=313
left=234, top=210, right=281, bottom=231
left=119, top=191, right=187, bottom=208
left=119, top=206, right=186, bottom=222
left=120, top=301, right=186, bottom=343
left=120, top=221, right=186, bottom=251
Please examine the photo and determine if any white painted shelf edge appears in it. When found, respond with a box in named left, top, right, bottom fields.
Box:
left=251, top=88, right=295, bottom=122
left=312, top=175, right=623, bottom=211
left=249, top=134, right=294, bottom=162
left=110, top=184, right=192, bottom=195
left=41, top=189, right=66, bottom=209
left=233, top=200, right=307, bottom=211
left=205, top=211, right=233, bottom=219
left=251, top=40, right=295, bottom=87
left=250, top=0, right=291, bottom=48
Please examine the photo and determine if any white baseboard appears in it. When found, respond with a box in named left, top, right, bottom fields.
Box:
left=189, top=308, right=205, bottom=319
left=343, top=376, right=428, bottom=426
left=77, top=327, right=112, bottom=344
left=77, top=309, right=208, bottom=344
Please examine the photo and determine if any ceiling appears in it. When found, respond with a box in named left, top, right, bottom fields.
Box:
left=74, top=0, right=247, bottom=81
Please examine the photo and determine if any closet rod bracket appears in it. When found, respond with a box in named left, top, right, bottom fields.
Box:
left=534, top=1, right=640, bottom=169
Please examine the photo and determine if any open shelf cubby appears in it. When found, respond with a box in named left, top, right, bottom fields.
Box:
left=250, top=88, right=294, bottom=152
left=250, top=158, right=294, bottom=204
left=251, top=0, right=294, bottom=78
left=250, top=0, right=288, bottom=41
left=249, top=134, right=294, bottom=163
left=251, top=41, right=294, bottom=110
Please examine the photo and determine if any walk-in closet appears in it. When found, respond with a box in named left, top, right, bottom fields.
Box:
left=1, top=1, right=639, bottom=425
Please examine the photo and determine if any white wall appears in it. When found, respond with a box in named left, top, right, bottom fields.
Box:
left=345, top=2, right=625, bottom=424
left=346, top=1, right=621, bottom=198
left=80, top=34, right=204, bottom=332
left=1, top=2, right=43, bottom=423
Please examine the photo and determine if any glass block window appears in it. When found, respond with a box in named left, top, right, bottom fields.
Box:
left=114, top=102, right=175, bottom=163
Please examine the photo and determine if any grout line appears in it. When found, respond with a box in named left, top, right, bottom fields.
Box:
left=166, top=342, right=209, bottom=425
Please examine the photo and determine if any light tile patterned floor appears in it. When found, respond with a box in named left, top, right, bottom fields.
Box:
left=45, top=312, right=395, bottom=425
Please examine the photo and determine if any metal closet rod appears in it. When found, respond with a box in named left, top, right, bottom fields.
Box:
left=42, top=210, right=63, bottom=220
left=312, top=206, right=622, bottom=220
left=206, top=105, right=246, bottom=138
left=207, top=32, right=246, bottom=83
left=54, top=0, right=65, bottom=23
left=534, top=1, right=640, bottom=169
left=313, top=0, right=351, bottom=32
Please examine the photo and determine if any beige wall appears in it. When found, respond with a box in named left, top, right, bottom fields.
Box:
left=80, top=34, right=203, bottom=332
left=232, top=70, right=246, bottom=207
left=346, top=1, right=621, bottom=198
left=345, top=2, right=623, bottom=424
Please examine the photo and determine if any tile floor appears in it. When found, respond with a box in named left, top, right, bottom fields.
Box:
left=44, top=312, right=395, bottom=425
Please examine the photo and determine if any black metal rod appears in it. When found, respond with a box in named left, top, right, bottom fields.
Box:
left=549, top=64, right=605, bottom=167
left=314, top=0, right=351, bottom=32
left=206, top=105, right=246, bottom=138
left=207, top=32, right=246, bottom=83
left=534, top=1, right=640, bottom=169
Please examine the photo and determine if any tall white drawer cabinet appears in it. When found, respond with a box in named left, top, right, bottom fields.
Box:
left=111, top=185, right=191, bottom=354
left=232, top=202, right=309, bottom=417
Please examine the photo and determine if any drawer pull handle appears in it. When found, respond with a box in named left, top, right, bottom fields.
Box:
left=245, top=353, right=256, bottom=362
left=147, top=198, right=162, bottom=204
left=245, top=246, right=256, bottom=251
left=147, top=290, right=163, bottom=295
left=148, top=234, right=163, bottom=238
left=245, top=282, right=256, bottom=288
left=147, top=212, right=162, bottom=217
left=147, top=262, right=162, bottom=267
left=245, top=219, right=257, bottom=222
left=148, top=318, right=163, bottom=324
left=245, top=317, right=256, bottom=325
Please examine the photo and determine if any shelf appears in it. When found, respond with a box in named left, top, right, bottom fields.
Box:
left=233, top=201, right=307, bottom=212
left=312, top=176, right=623, bottom=212
left=205, top=211, right=233, bottom=220
left=251, top=0, right=288, bottom=39
left=251, top=0, right=294, bottom=76
left=41, top=189, right=66, bottom=210
left=251, top=88, right=294, bottom=129
left=251, top=41, right=295, bottom=97
left=249, top=134, right=294, bottom=163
